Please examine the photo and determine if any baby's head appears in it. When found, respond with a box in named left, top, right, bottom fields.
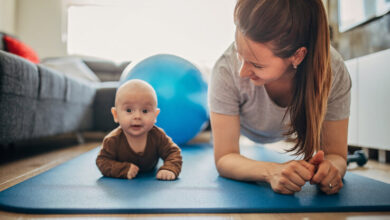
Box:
left=111, top=79, right=160, bottom=138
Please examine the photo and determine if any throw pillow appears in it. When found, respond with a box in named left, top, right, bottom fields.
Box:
left=3, top=35, right=40, bottom=63
left=41, top=57, right=101, bottom=83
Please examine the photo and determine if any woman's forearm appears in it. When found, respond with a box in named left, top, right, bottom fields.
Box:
left=216, top=153, right=277, bottom=182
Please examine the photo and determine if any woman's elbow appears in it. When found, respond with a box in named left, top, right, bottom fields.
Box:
left=215, top=156, right=223, bottom=175
left=215, top=153, right=233, bottom=177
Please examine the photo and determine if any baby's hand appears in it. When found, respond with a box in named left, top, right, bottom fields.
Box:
left=127, top=164, right=139, bottom=179
left=156, top=169, right=176, bottom=181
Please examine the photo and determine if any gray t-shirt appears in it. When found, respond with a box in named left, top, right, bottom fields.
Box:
left=208, top=43, right=351, bottom=144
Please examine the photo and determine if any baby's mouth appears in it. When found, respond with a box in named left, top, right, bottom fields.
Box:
left=131, top=124, right=142, bottom=128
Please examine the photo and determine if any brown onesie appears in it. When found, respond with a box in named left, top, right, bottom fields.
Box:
left=96, top=125, right=182, bottom=179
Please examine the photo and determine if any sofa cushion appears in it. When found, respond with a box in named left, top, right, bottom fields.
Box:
left=37, top=64, right=96, bottom=103
left=0, top=51, right=39, bottom=98
left=30, top=65, right=96, bottom=138
left=41, top=57, right=100, bottom=83
left=0, top=51, right=40, bottom=143
left=37, top=65, right=67, bottom=100
left=0, top=51, right=97, bottom=143
left=65, top=76, right=96, bottom=103
left=83, top=59, right=130, bottom=82
left=3, top=35, right=40, bottom=64
left=0, top=95, right=37, bottom=143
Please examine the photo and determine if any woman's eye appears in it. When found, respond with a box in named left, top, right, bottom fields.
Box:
left=252, top=63, right=263, bottom=69
left=126, top=108, right=132, bottom=113
left=142, top=109, right=149, bottom=113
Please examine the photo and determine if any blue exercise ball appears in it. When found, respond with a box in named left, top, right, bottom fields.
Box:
left=122, top=54, right=209, bottom=144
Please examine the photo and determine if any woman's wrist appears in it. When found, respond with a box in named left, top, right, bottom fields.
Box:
left=263, top=162, right=279, bottom=183
left=325, top=154, right=347, bottom=177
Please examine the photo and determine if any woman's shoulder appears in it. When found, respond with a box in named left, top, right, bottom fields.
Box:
left=325, top=46, right=352, bottom=120
left=210, top=42, right=244, bottom=90
left=213, top=42, right=240, bottom=76
left=330, top=46, right=351, bottom=87
left=330, top=46, right=346, bottom=71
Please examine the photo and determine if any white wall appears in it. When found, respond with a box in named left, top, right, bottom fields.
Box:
left=0, top=0, right=16, bottom=34
left=15, top=0, right=67, bottom=58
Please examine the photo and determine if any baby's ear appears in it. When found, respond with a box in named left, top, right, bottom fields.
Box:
left=154, top=108, right=160, bottom=123
left=111, top=107, right=119, bottom=123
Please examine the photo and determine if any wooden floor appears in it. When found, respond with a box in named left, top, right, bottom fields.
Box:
left=0, top=132, right=389, bottom=220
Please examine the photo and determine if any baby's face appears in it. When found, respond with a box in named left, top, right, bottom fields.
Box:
left=114, top=82, right=159, bottom=139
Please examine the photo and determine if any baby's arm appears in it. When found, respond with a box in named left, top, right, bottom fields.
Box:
left=156, top=134, right=183, bottom=180
left=156, top=169, right=176, bottom=180
left=127, top=163, right=139, bottom=179
left=96, top=138, right=134, bottom=179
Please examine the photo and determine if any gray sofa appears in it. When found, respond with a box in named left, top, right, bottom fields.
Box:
left=0, top=50, right=129, bottom=145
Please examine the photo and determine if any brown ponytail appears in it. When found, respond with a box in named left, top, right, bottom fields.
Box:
left=234, top=0, right=332, bottom=159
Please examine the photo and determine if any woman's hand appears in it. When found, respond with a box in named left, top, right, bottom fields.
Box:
left=309, top=150, right=344, bottom=194
left=268, top=160, right=315, bottom=194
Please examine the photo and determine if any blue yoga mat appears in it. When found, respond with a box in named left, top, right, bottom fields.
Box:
left=0, top=143, right=390, bottom=214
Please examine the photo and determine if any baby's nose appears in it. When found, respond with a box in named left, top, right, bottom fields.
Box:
left=132, top=110, right=142, bottom=118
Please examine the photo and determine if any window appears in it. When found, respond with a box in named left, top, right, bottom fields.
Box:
left=338, top=0, right=390, bottom=32
left=67, top=0, right=236, bottom=68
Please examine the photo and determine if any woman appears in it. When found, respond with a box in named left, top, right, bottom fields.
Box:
left=208, top=0, right=351, bottom=195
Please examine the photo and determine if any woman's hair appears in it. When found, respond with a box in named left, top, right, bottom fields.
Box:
left=234, top=0, right=332, bottom=160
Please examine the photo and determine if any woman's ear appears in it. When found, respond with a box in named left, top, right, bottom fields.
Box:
left=111, top=107, right=119, bottom=123
left=290, top=47, right=307, bottom=68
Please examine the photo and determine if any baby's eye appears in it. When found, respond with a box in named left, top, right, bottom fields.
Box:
left=142, top=109, right=149, bottom=114
left=126, top=108, right=132, bottom=113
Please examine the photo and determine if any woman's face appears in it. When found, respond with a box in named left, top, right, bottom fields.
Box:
left=235, top=30, right=294, bottom=86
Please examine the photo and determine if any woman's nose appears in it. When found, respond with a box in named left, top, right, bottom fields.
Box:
left=239, top=61, right=252, bottom=78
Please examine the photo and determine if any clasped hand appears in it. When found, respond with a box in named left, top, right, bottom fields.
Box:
left=269, top=151, right=343, bottom=195
left=127, top=164, right=176, bottom=180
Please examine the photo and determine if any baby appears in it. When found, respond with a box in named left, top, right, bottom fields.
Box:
left=96, top=79, right=182, bottom=180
